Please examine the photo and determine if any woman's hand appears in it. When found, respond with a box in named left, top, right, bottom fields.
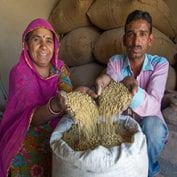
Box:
left=32, top=91, right=68, bottom=125
left=75, top=86, right=97, bottom=99
left=50, top=91, right=68, bottom=114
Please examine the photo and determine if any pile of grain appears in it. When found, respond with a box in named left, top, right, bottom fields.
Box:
left=98, top=81, right=132, bottom=121
left=63, top=122, right=133, bottom=151
left=63, top=82, right=133, bottom=151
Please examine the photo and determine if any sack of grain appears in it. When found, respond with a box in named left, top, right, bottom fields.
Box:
left=50, top=115, right=148, bottom=177
left=59, top=27, right=101, bottom=67
left=162, top=90, right=177, bottom=110
left=164, top=0, right=177, bottom=42
left=70, top=62, right=105, bottom=88
left=93, top=28, right=124, bottom=64
left=148, top=28, right=177, bottom=65
left=87, top=0, right=177, bottom=40
left=49, top=0, right=94, bottom=34
left=163, top=106, right=177, bottom=126
left=93, top=27, right=177, bottom=64
left=166, top=66, right=176, bottom=91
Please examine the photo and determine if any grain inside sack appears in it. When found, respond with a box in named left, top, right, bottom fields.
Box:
left=63, top=81, right=133, bottom=151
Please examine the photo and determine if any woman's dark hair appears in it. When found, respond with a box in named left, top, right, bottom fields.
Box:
left=25, top=32, right=32, bottom=42
left=124, top=10, right=152, bottom=34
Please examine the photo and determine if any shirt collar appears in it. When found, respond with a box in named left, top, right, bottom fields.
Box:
left=123, top=54, right=153, bottom=71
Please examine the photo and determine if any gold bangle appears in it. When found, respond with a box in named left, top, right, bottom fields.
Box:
left=48, top=97, right=61, bottom=115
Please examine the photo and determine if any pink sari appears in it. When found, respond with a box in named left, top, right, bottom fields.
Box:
left=0, top=18, right=67, bottom=177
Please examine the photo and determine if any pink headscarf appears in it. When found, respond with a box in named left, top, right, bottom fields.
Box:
left=0, top=18, right=64, bottom=177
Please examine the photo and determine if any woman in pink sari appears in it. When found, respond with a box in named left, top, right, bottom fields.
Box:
left=0, top=18, right=73, bottom=177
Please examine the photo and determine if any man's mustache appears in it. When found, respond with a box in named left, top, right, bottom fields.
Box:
left=130, top=45, right=142, bottom=50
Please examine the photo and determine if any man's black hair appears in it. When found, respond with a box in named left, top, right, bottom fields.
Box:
left=124, top=10, right=152, bottom=34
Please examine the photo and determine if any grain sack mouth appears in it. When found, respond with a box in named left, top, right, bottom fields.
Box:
left=50, top=115, right=148, bottom=176
left=62, top=81, right=134, bottom=151
left=63, top=115, right=139, bottom=151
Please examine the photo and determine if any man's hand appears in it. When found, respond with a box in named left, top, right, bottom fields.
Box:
left=95, top=74, right=111, bottom=96
left=121, top=76, right=138, bottom=96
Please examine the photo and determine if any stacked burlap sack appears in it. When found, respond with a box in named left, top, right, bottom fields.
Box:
left=49, top=0, right=177, bottom=126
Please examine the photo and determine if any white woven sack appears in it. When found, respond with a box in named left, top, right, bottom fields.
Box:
left=50, top=115, right=148, bottom=177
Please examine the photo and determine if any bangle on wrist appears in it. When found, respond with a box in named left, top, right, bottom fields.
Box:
left=48, top=97, right=61, bottom=116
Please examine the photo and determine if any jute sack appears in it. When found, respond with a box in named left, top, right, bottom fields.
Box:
left=49, top=0, right=94, bottom=34
left=164, top=0, right=177, bottom=42
left=93, top=28, right=124, bottom=64
left=162, top=90, right=177, bottom=110
left=148, top=28, right=177, bottom=65
left=70, top=62, right=105, bottom=88
left=93, top=27, right=177, bottom=64
left=87, top=0, right=177, bottom=40
left=50, top=115, right=148, bottom=177
left=163, top=106, right=177, bottom=126
left=59, top=27, right=101, bottom=67
left=166, top=65, right=176, bottom=91
left=162, top=93, right=173, bottom=110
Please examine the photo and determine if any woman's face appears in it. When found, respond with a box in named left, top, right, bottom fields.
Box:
left=27, top=28, right=54, bottom=69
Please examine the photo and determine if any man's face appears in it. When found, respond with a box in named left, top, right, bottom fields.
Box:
left=123, top=19, right=153, bottom=60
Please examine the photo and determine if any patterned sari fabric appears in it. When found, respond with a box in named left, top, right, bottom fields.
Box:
left=10, top=66, right=72, bottom=177
left=11, top=123, right=53, bottom=177
left=0, top=18, right=72, bottom=177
